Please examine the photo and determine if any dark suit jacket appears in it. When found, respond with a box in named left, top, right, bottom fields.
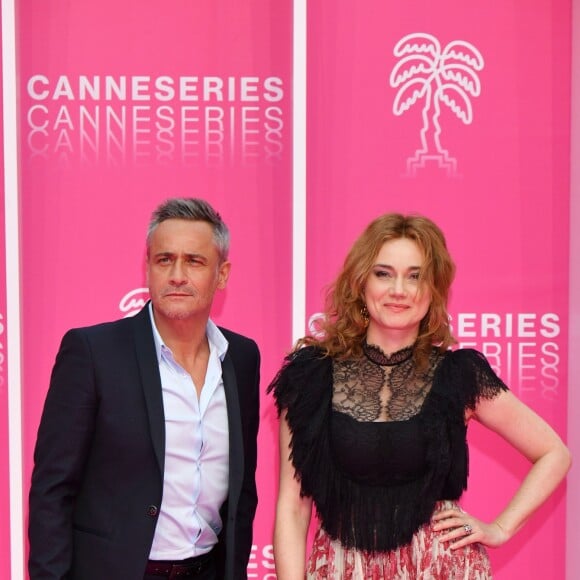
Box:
left=28, top=304, right=260, bottom=580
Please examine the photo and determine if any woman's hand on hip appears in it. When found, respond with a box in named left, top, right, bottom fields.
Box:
left=431, top=508, right=510, bottom=549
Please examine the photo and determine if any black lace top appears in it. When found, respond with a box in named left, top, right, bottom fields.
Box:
left=268, top=344, right=508, bottom=552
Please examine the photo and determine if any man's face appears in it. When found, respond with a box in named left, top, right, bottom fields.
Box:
left=147, top=219, right=230, bottom=324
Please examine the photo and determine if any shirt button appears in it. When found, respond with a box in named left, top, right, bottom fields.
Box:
left=146, top=505, right=158, bottom=517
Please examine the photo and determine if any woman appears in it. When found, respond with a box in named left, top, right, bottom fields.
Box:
left=268, top=213, right=571, bottom=579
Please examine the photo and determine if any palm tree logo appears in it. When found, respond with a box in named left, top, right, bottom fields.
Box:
left=389, top=32, right=484, bottom=177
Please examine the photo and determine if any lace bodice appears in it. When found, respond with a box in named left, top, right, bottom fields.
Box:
left=332, top=343, right=444, bottom=422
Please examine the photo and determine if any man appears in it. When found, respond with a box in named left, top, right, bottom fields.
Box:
left=29, top=198, right=260, bottom=580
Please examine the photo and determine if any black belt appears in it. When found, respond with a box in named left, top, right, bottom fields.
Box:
left=145, top=551, right=214, bottom=578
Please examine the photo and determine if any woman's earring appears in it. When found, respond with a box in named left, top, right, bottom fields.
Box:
left=361, top=305, right=370, bottom=327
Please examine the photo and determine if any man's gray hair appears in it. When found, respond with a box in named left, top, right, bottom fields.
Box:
left=147, top=198, right=230, bottom=262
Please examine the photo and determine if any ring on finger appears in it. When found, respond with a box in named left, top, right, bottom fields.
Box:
left=463, top=523, right=473, bottom=535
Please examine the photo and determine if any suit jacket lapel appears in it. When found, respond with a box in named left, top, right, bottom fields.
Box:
left=222, top=352, right=244, bottom=510
left=131, top=304, right=165, bottom=474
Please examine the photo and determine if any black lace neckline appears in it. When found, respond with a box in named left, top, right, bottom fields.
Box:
left=363, top=342, right=414, bottom=366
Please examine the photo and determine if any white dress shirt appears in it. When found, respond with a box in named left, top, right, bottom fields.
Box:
left=148, top=304, right=230, bottom=560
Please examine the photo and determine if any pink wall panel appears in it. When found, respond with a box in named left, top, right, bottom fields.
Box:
left=17, top=1, right=291, bottom=576
left=306, top=2, right=570, bottom=578
left=0, top=84, right=11, bottom=580
left=0, top=12, right=12, bottom=575
left=7, top=1, right=574, bottom=578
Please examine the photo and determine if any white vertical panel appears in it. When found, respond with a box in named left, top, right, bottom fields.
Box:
left=2, top=0, right=24, bottom=577
left=567, top=1, right=580, bottom=578
left=292, top=0, right=307, bottom=343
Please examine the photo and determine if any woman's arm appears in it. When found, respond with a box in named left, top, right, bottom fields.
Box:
left=273, top=411, right=313, bottom=579
left=433, top=390, right=571, bottom=549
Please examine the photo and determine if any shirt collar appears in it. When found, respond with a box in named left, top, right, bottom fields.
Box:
left=148, top=302, right=229, bottom=363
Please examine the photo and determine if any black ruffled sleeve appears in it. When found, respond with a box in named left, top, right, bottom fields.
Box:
left=443, top=348, right=509, bottom=411
left=433, top=348, right=509, bottom=498
left=267, top=346, right=333, bottom=497
left=268, top=346, right=330, bottom=413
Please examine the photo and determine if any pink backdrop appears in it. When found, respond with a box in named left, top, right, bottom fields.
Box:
left=0, top=17, right=11, bottom=577
left=2, top=0, right=572, bottom=578
left=18, top=1, right=291, bottom=577
left=306, top=1, right=569, bottom=578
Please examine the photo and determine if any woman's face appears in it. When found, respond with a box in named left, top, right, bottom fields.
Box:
left=363, top=237, right=432, bottom=345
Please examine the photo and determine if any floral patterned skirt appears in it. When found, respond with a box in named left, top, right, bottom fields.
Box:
left=306, top=502, right=492, bottom=580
